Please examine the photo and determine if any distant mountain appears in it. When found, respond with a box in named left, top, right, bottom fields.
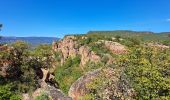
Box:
left=0, top=37, right=59, bottom=45
left=87, top=30, right=170, bottom=41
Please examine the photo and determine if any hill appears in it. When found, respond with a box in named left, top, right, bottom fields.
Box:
left=87, top=30, right=170, bottom=42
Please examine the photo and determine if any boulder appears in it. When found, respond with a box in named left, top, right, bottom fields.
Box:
left=68, top=68, right=136, bottom=100
left=23, top=83, right=72, bottom=100
left=68, top=69, right=101, bottom=100
left=104, top=41, right=127, bottom=54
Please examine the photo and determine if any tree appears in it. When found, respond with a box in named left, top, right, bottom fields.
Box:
left=115, top=35, right=121, bottom=42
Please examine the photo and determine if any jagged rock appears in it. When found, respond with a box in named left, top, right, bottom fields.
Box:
left=68, top=69, right=102, bottom=100
left=52, top=36, right=78, bottom=61
left=79, top=46, right=101, bottom=66
left=52, top=36, right=101, bottom=66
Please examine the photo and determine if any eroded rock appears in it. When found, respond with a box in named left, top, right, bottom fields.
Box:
left=68, top=68, right=136, bottom=100
left=104, top=41, right=127, bottom=54
left=52, top=36, right=101, bottom=66
left=68, top=69, right=102, bottom=100
left=79, top=46, right=101, bottom=66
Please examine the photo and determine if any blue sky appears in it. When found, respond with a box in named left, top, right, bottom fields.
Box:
left=0, top=0, right=170, bottom=37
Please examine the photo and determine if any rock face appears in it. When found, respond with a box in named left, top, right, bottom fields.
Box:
left=68, top=69, right=102, bottom=100
left=68, top=68, right=135, bottom=100
left=104, top=41, right=127, bottom=54
left=52, top=36, right=101, bottom=66
left=53, top=36, right=78, bottom=60
left=23, top=82, right=72, bottom=100
left=23, top=68, right=72, bottom=100
left=79, top=46, right=101, bottom=65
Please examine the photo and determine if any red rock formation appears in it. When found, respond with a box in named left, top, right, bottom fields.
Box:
left=52, top=36, right=101, bottom=66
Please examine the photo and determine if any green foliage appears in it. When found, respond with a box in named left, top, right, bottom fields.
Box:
left=0, top=84, right=21, bottom=100
left=115, top=35, right=121, bottom=42
left=0, top=42, right=54, bottom=97
left=83, top=61, right=105, bottom=72
left=30, top=44, right=53, bottom=68
left=80, top=70, right=109, bottom=100
left=79, top=94, right=95, bottom=100
left=87, top=31, right=170, bottom=42
left=10, top=95, right=22, bottom=100
left=162, top=40, right=170, bottom=46
left=120, top=37, right=141, bottom=47
left=79, top=37, right=92, bottom=45
left=55, top=56, right=82, bottom=94
left=35, top=93, right=50, bottom=100
left=90, top=43, right=111, bottom=57
left=53, top=51, right=62, bottom=62
left=118, top=46, right=170, bottom=99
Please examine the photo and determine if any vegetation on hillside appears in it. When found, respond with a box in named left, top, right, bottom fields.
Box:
left=0, top=41, right=54, bottom=99
left=0, top=31, right=170, bottom=99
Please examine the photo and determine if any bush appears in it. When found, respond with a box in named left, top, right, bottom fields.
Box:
left=55, top=56, right=82, bottom=94
left=117, top=46, right=170, bottom=99
left=35, top=93, right=50, bottom=100
left=0, top=84, right=21, bottom=100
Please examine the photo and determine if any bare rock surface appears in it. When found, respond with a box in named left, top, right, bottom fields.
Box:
left=104, top=41, right=127, bottom=54
left=79, top=46, right=100, bottom=65
left=147, top=43, right=169, bottom=49
left=68, top=69, right=102, bottom=100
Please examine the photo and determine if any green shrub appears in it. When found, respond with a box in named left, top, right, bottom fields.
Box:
left=55, top=56, right=83, bottom=94
left=0, top=84, right=21, bottom=100
left=118, top=46, right=170, bottom=99
left=35, top=93, right=50, bottom=100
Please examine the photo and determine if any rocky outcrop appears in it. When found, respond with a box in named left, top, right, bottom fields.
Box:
left=79, top=46, right=101, bottom=65
left=96, top=40, right=127, bottom=54
left=52, top=36, right=101, bottom=66
left=68, top=68, right=135, bottom=100
left=68, top=69, right=102, bottom=100
left=23, top=68, right=71, bottom=100
left=147, top=43, right=169, bottom=49
left=23, top=82, right=72, bottom=100
left=104, top=41, right=127, bottom=54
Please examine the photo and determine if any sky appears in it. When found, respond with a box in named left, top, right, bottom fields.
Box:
left=0, top=0, right=170, bottom=37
